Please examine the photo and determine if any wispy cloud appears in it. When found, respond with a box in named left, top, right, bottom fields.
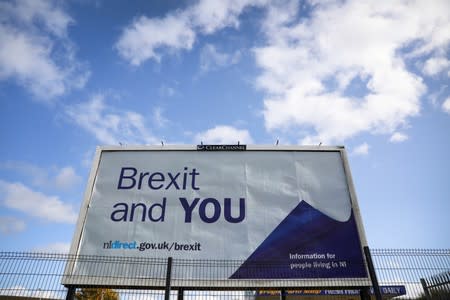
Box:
left=54, top=167, right=81, bottom=189
left=0, top=216, right=26, bottom=234
left=200, top=44, right=241, bottom=73
left=115, top=0, right=266, bottom=65
left=159, top=85, right=176, bottom=98
left=1, top=161, right=81, bottom=190
left=81, top=149, right=95, bottom=169
left=0, top=0, right=89, bottom=100
left=442, top=97, right=450, bottom=114
left=152, top=107, right=169, bottom=128
left=65, top=94, right=158, bottom=145
left=256, top=0, right=449, bottom=144
left=33, top=242, right=70, bottom=253
left=195, top=125, right=253, bottom=144
left=390, top=132, right=409, bottom=143
left=422, top=56, right=450, bottom=77
left=0, top=180, right=77, bottom=224
left=115, top=14, right=195, bottom=65
left=352, top=143, right=370, bottom=156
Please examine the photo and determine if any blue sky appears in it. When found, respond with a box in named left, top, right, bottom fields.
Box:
left=0, top=0, right=449, bottom=252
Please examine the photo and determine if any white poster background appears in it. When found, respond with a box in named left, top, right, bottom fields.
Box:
left=79, top=151, right=349, bottom=257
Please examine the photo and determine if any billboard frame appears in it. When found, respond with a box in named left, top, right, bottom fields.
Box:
left=64, top=145, right=372, bottom=289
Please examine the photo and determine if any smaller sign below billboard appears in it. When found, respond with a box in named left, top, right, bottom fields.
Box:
left=256, top=285, right=406, bottom=298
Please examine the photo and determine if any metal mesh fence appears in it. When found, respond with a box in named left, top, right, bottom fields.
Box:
left=0, top=250, right=449, bottom=300
left=370, top=249, right=450, bottom=299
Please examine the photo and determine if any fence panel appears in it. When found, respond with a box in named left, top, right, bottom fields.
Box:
left=1, top=249, right=449, bottom=299
left=371, top=249, right=450, bottom=299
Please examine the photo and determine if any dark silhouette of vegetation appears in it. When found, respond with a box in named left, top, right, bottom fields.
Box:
left=416, top=289, right=450, bottom=299
left=75, top=288, right=119, bottom=300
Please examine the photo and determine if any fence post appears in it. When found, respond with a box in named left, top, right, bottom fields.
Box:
left=420, top=278, right=432, bottom=300
left=280, top=288, right=286, bottom=300
left=363, top=246, right=382, bottom=300
left=65, top=286, right=76, bottom=300
left=165, top=257, right=173, bottom=300
left=359, top=287, right=370, bottom=300
left=177, top=288, right=184, bottom=300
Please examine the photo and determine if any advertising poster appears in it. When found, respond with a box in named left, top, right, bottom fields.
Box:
left=65, top=146, right=370, bottom=287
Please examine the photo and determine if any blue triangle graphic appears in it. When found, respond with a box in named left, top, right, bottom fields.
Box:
left=230, top=201, right=367, bottom=279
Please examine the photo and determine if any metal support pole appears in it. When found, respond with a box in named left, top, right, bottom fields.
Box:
left=280, top=288, right=286, bottom=300
left=359, top=287, right=370, bottom=300
left=420, top=278, right=432, bottom=300
left=364, top=246, right=382, bottom=300
left=65, top=286, right=76, bottom=300
left=165, top=257, right=173, bottom=300
left=177, top=288, right=184, bottom=300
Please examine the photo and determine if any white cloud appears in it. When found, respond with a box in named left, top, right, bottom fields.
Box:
left=0, top=0, right=89, bottom=100
left=195, top=125, right=253, bottom=144
left=1, top=160, right=47, bottom=186
left=423, top=56, right=450, bottom=76
left=115, top=14, right=195, bottom=65
left=0, top=0, right=72, bottom=37
left=54, top=166, right=81, bottom=190
left=152, top=107, right=169, bottom=128
left=0, top=216, right=26, bottom=234
left=33, top=242, right=70, bottom=253
left=390, top=132, right=409, bottom=143
left=116, top=0, right=266, bottom=65
left=200, top=44, right=241, bottom=73
left=442, top=97, right=450, bottom=114
left=159, top=85, right=176, bottom=97
left=0, top=180, right=77, bottom=223
left=352, top=143, right=370, bottom=156
left=1, top=161, right=81, bottom=190
left=427, top=85, right=448, bottom=107
left=256, top=0, right=449, bottom=144
left=82, top=149, right=95, bottom=169
left=65, top=94, right=158, bottom=145
left=189, top=0, right=263, bottom=34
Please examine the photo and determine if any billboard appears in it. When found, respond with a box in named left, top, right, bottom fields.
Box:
left=64, top=145, right=370, bottom=287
